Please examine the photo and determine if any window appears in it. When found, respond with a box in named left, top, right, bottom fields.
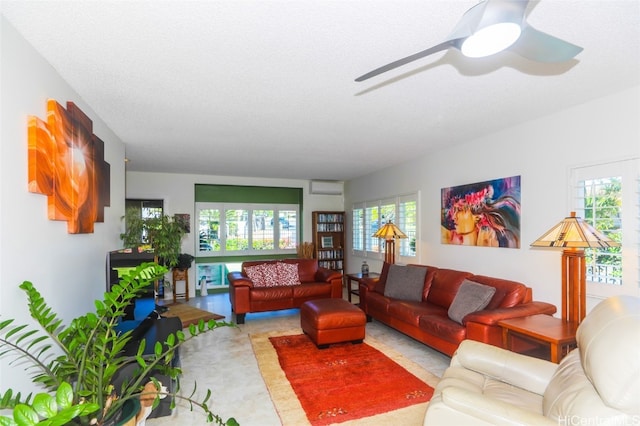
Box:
left=380, top=199, right=396, bottom=226
left=196, top=203, right=298, bottom=257
left=365, top=205, right=380, bottom=253
left=277, top=209, right=297, bottom=250
left=225, top=208, right=249, bottom=252
left=352, top=207, right=364, bottom=252
left=252, top=209, right=274, bottom=250
left=124, top=199, right=163, bottom=243
left=352, top=192, right=419, bottom=261
left=125, top=199, right=163, bottom=219
left=571, top=158, right=639, bottom=298
left=198, top=207, right=220, bottom=252
left=398, top=196, right=417, bottom=257
left=194, top=184, right=302, bottom=259
left=580, top=177, right=622, bottom=284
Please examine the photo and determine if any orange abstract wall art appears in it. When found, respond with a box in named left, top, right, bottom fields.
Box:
left=28, top=99, right=110, bottom=234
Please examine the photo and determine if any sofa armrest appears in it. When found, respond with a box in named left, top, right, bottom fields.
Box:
left=453, top=340, right=557, bottom=395
left=426, top=386, right=557, bottom=426
left=359, top=276, right=379, bottom=291
left=463, top=301, right=557, bottom=326
left=227, top=271, right=253, bottom=288
left=315, top=267, right=342, bottom=283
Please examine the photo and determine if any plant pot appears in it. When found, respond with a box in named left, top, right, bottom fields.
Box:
left=176, top=253, right=195, bottom=269
left=102, top=398, right=141, bottom=426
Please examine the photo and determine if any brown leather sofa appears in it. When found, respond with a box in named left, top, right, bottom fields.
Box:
left=227, top=258, right=343, bottom=324
left=359, top=262, right=557, bottom=356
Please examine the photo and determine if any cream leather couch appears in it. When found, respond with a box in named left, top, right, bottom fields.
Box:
left=423, top=295, right=640, bottom=426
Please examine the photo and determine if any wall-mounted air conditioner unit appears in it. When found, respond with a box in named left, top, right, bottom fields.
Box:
left=309, top=180, right=343, bottom=195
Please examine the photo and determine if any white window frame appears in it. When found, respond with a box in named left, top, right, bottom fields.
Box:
left=352, top=205, right=364, bottom=254
left=398, top=194, right=418, bottom=258
left=352, top=192, right=419, bottom=263
left=570, top=158, right=640, bottom=299
left=195, top=202, right=298, bottom=257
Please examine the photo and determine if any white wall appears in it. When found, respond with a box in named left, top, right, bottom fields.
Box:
left=2, top=9, right=637, bottom=396
left=125, top=172, right=344, bottom=297
left=346, top=85, right=640, bottom=314
left=0, top=18, right=126, bottom=392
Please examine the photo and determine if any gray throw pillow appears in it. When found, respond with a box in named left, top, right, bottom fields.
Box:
left=448, top=280, right=497, bottom=324
left=383, top=264, right=427, bottom=302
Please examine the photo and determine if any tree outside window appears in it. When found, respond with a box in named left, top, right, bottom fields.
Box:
left=581, top=177, right=623, bottom=285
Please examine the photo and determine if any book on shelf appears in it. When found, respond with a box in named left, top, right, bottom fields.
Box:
left=316, top=213, right=344, bottom=223
left=317, top=249, right=344, bottom=260
left=316, top=223, right=344, bottom=232
left=318, top=260, right=343, bottom=270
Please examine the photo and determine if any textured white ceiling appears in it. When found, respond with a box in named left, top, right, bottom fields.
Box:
left=2, top=0, right=639, bottom=181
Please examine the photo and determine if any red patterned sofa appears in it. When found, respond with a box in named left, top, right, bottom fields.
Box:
left=359, top=262, right=557, bottom=356
left=227, top=259, right=343, bottom=324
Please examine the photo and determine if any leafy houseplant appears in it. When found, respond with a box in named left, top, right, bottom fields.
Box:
left=0, top=263, right=238, bottom=426
left=120, top=208, right=187, bottom=268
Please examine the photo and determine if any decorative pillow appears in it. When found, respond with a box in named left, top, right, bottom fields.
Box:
left=277, top=262, right=301, bottom=286
left=244, top=265, right=266, bottom=287
left=260, top=263, right=280, bottom=287
left=383, top=264, right=427, bottom=302
left=448, top=280, right=497, bottom=324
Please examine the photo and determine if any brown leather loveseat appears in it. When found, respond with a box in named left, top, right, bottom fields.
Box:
left=227, top=258, right=343, bottom=324
left=359, top=262, right=557, bottom=356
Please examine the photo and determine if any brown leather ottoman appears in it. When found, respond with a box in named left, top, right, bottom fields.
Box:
left=300, top=298, right=366, bottom=349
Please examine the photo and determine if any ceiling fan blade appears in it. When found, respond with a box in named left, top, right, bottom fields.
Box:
left=355, top=40, right=454, bottom=82
left=354, top=0, right=576, bottom=81
left=508, top=25, right=583, bottom=63
left=446, top=0, right=528, bottom=41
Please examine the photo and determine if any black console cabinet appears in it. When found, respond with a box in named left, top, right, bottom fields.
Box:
left=107, top=248, right=160, bottom=299
left=116, top=315, right=182, bottom=418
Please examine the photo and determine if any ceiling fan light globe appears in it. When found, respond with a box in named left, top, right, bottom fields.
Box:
left=461, top=22, right=522, bottom=58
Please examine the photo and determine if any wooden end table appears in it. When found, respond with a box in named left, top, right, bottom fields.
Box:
left=172, top=267, right=189, bottom=303
left=498, top=314, right=578, bottom=363
left=344, top=272, right=380, bottom=303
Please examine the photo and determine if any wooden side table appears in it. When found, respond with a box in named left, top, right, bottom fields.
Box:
left=172, top=268, right=189, bottom=303
left=344, top=272, right=380, bottom=303
left=499, top=314, right=578, bottom=363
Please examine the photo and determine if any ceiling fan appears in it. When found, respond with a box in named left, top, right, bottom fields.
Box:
left=355, top=0, right=583, bottom=82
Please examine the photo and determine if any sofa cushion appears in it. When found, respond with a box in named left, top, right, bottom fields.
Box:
left=575, top=295, right=640, bottom=413
left=366, top=291, right=393, bottom=316
left=286, top=258, right=317, bottom=282
left=276, top=262, right=301, bottom=286
left=543, top=350, right=623, bottom=422
left=383, top=264, right=427, bottom=302
left=426, top=268, right=473, bottom=309
left=388, top=301, right=447, bottom=326
left=419, top=314, right=466, bottom=344
left=374, top=262, right=391, bottom=294
left=447, top=280, right=496, bottom=324
left=292, top=282, right=332, bottom=299
left=260, top=263, right=280, bottom=287
left=470, top=275, right=528, bottom=309
left=250, top=285, right=294, bottom=301
left=244, top=265, right=266, bottom=287
left=436, top=364, right=545, bottom=414
left=245, top=263, right=281, bottom=287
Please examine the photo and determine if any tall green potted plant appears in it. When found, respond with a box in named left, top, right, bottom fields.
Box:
left=0, top=263, right=238, bottom=426
left=120, top=208, right=186, bottom=268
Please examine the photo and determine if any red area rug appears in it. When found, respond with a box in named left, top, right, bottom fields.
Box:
left=250, top=330, right=438, bottom=425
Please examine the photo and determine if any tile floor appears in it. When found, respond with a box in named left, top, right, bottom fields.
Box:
left=146, top=290, right=451, bottom=426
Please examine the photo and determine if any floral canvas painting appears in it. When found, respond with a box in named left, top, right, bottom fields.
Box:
left=441, top=175, right=521, bottom=248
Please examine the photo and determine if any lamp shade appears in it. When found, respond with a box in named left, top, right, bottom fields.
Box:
left=373, top=221, right=408, bottom=240
left=530, top=212, right=620, bottom=249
